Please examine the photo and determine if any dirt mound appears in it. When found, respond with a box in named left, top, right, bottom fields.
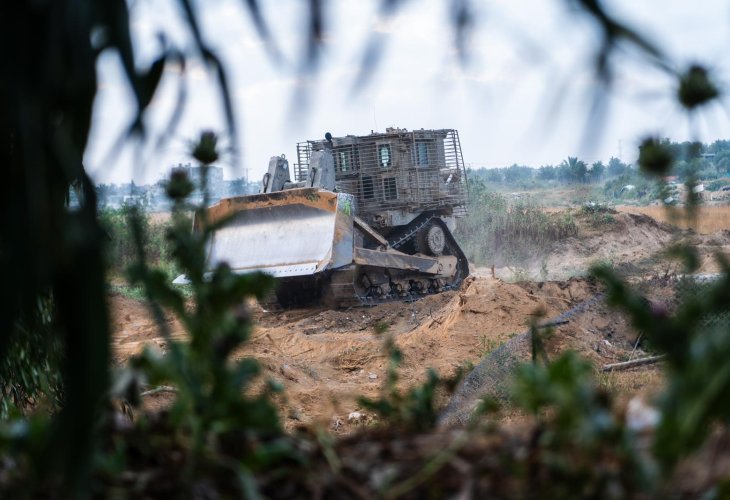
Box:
left=543, top=212, right=676, bottom=278
left=110, top=274, right=660, bottom=431
left=109, top=293, right=185, bottom=365
left=544, top=210, right=730, bottom=278
left=438, top=291, right=644, bottom=426
left=472, top=211, right=682, bottom=281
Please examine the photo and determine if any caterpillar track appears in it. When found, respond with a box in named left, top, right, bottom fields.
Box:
left=321, top=218, right=469, bottom=308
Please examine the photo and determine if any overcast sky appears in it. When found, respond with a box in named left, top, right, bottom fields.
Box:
left=84, top=0, right=730, bottom=185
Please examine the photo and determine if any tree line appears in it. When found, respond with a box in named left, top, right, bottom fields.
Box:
left=471, top=138, right=730, bottom=189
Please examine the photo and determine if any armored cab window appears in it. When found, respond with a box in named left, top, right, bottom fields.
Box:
left=362, top=175, right=375, bottom=199
left=378, top=143, right=392, bottom=168
left=337, top=149, right=351, bottom=172
left=415, top=140, right=429, bottom=166
left=383, top=177, right=397, bottom=200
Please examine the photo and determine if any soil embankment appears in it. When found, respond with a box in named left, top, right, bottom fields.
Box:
left=110, top=275, right=662, bottom=430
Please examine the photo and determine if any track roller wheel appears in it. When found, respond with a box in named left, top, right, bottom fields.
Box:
left=416, top=224, right=446, bottom=256
left=390, top=282, right=406, bottom=296
left=429, top=278, right=445, bottom=292
left=409, top=279, right=427, bottom=294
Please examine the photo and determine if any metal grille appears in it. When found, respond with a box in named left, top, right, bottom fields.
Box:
left=293, top=142, right=311, bottom=182
left=296, top=128, right=468, bottom=220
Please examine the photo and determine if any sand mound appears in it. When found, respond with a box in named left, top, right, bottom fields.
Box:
left=110, top=274, right=654, bottom=430
left=543, top=212, right=676, bottom=278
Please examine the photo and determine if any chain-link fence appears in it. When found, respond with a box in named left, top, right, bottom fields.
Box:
left=672, top=274, right=730, bottom=332
left=438, top=294, right=606, bottom=426
left=438, top=273, right=729, bottom=427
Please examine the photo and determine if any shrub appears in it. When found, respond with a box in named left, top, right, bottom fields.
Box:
left=580, top=204, right=618, bottom=227
left=0, top=294, right=64, bottom=418
left=100, top=206, right=188, bottom=280
left=707, top=178, right=730, bottom=191
left=457, top=186, right=578, bottom=267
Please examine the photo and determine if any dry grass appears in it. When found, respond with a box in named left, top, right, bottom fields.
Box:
left=616, top=205, right=730, bottom=234
left=596, top=366, right=664, bottom=398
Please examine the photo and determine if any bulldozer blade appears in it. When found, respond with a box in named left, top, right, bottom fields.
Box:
left=201, top=188, right=354, bottom=278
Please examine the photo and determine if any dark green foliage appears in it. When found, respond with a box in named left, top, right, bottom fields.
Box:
left=0, top=2, right=119, bottom=489
left=607, top=157, right=631, bottom=177
left=590, top=161, right=606, bottom=182
left=593, top=261, right=730, bottom=472
left=638, top=139, right=730, bottom=182
left=0, top=0, right=254, bottom=488
left=99, top=206, right=186, bottom=280
left=579, top=204, right=616, bottom=227
left=472, top=137, right=730, bottom=194
left=678, top=65, right=720, bottom=111
left=470, top=156, right=607, bottom=188
left=503, top=164, right=535, bottom=185
left=511, top=350, right=653, bottom=496
left=0, top=295, right=64, bottom=419
left=114, top=136, right=298, bottom=492
left=100, top=206, right=154, bottom=276
left=166, top=169, right=195, bottom=200
left=470, top=156, right=632, bottom=191
left=588, top=212, right=616, bottom=228
left=602, top=172, right=654, bottom=200
left=560, top=157, right=589, bottom=183
left=638, top=137, right=675, bottom=176
left=190, top=130, right=220, bottom=165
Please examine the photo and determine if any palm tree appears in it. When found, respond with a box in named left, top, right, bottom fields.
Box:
left=560, top=157, right=589, bottom=183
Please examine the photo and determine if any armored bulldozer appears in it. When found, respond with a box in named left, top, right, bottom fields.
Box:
left=192, top=127, right=469, bottom=308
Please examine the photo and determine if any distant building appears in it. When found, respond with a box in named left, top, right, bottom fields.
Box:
left=223, top=178, right=256, bottom=198
left=171, top=163, right=224, bottom=203
left=92, top=164, right=249, bottom=212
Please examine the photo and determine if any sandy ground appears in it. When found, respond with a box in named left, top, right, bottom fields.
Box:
left=615, top=205, right=730, bottom=234
left=110, top=277, right=604, bottom=425
left=110, top=207, right=730, bottom=431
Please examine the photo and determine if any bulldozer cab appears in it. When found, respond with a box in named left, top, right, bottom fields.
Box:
left=294, top=128, right=468, bottom=228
